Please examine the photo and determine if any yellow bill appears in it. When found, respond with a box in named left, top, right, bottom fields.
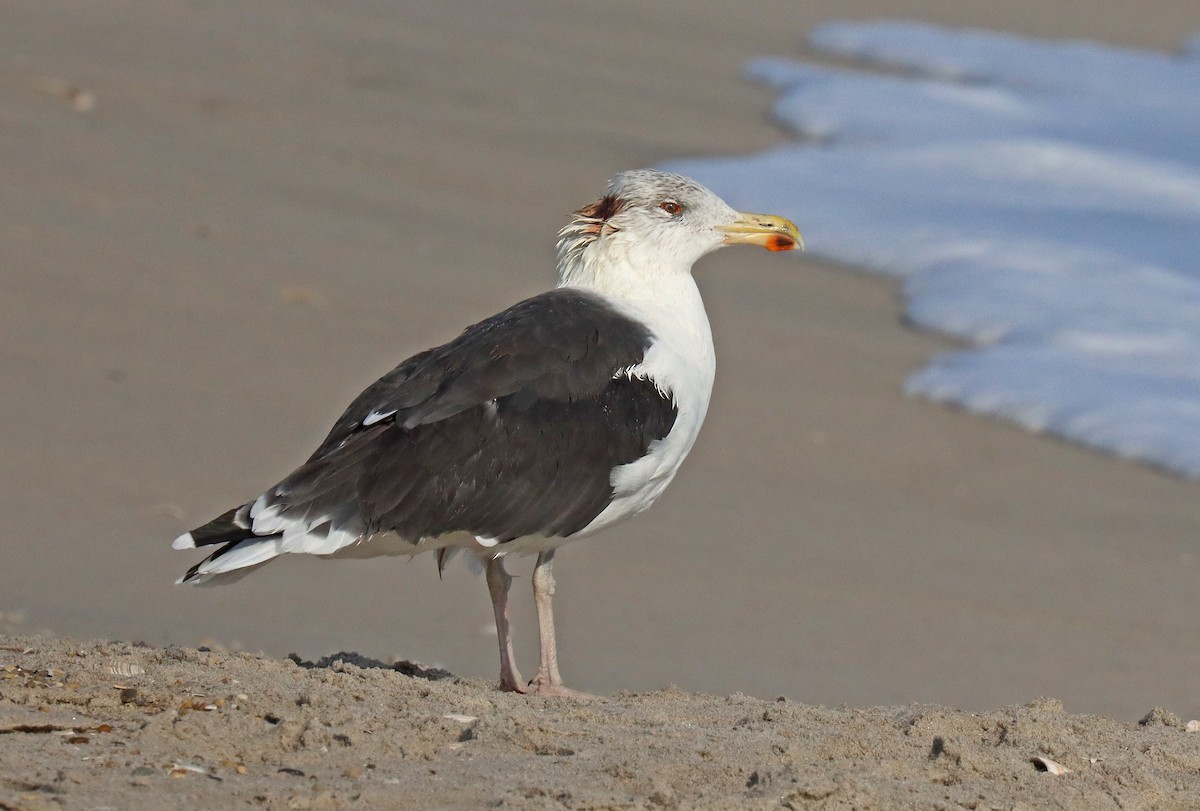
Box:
left=719, top=211, right=803, bottom=252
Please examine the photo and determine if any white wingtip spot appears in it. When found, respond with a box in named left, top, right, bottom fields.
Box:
left=363, top=409, right=397, bottom=427
left=171, top=532, right=196, bottom=550
left=475, top=535, right=500, bottom=548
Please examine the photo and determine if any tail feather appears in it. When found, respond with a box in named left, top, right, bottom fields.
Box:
left=175, top=501, right=281, bottom=584
left=178, top=534, right=284, bottom=585
left=174, top=496, right=368, bottom=585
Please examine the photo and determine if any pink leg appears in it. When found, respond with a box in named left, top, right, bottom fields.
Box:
left=485, top=556, right=526, bottom=692
left=528, top=550, right=594, bottom=698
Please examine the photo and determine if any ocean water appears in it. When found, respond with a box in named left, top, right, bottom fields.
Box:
left=667, top=21, right=1200, bottom=477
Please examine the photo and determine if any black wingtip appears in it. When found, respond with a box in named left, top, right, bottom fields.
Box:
left=187, top=504, right=255, bottom=548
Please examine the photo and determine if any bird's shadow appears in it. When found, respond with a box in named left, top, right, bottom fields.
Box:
left=287, top=651, right=457, bottom=681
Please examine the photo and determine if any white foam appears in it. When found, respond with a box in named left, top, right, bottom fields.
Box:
left=667, top=21, right=1200, bottom=476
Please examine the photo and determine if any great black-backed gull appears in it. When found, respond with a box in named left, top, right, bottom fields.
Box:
left=173, top=169, right=801, bottom=696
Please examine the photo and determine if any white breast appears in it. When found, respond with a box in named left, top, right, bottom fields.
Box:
left=572, top=276, right=716, bottom=537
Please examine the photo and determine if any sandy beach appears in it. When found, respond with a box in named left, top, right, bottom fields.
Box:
left=2, top=634, right=1198, bottom=810
left=3, top=1, right=1200, bottom=806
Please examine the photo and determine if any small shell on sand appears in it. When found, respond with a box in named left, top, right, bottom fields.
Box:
left=107, top=661, right=146, bottom=677
left=1186, top=720, right=1200, bottom=733
left=170, top=763, right=207, bottom=777
left=1031, top=756, right=1071, bottom=775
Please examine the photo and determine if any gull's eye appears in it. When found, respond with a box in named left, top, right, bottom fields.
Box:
left=659, top=200, right=682, bottom=216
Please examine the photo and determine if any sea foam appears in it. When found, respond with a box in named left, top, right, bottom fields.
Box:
left=668, top=21, right=1200, bottom=476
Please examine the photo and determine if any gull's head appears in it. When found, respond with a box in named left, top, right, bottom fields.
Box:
left=557, top=169, right=801, bottom=287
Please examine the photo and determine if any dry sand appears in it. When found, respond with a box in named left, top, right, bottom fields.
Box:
left=3, top=635, right=1199, bottom=810
left=3, top=1, right=1200, bottom=807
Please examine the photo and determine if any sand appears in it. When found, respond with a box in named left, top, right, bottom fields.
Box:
left=3, top=1, right=1200, bottom=807
left=3, top=634, right=1199, bottom=810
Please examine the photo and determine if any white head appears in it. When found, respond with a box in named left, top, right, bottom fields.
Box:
left=556, top=169, right=800, bottom=290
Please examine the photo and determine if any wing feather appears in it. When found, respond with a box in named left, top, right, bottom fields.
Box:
left=183, top=289, right=679, bottom=575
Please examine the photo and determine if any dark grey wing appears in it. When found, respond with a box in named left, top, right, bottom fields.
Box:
left=184, top=289, right=678, bottom=564
left=362, top=370, right=676, bottom=541
left=307, top=348, right=435, bottom=462
left=310, top=289, right=656, bottom=459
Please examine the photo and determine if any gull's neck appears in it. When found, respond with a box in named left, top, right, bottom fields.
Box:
left=555, top=239, right=715, bottom=366
left=556, top=232, right=697, bottom=305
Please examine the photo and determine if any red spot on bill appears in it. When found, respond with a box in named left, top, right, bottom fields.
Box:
left=765, top=234, right=797, bottom=252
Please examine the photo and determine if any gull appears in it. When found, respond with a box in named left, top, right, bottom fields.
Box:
left=173, top=169, right=801, bottom=696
